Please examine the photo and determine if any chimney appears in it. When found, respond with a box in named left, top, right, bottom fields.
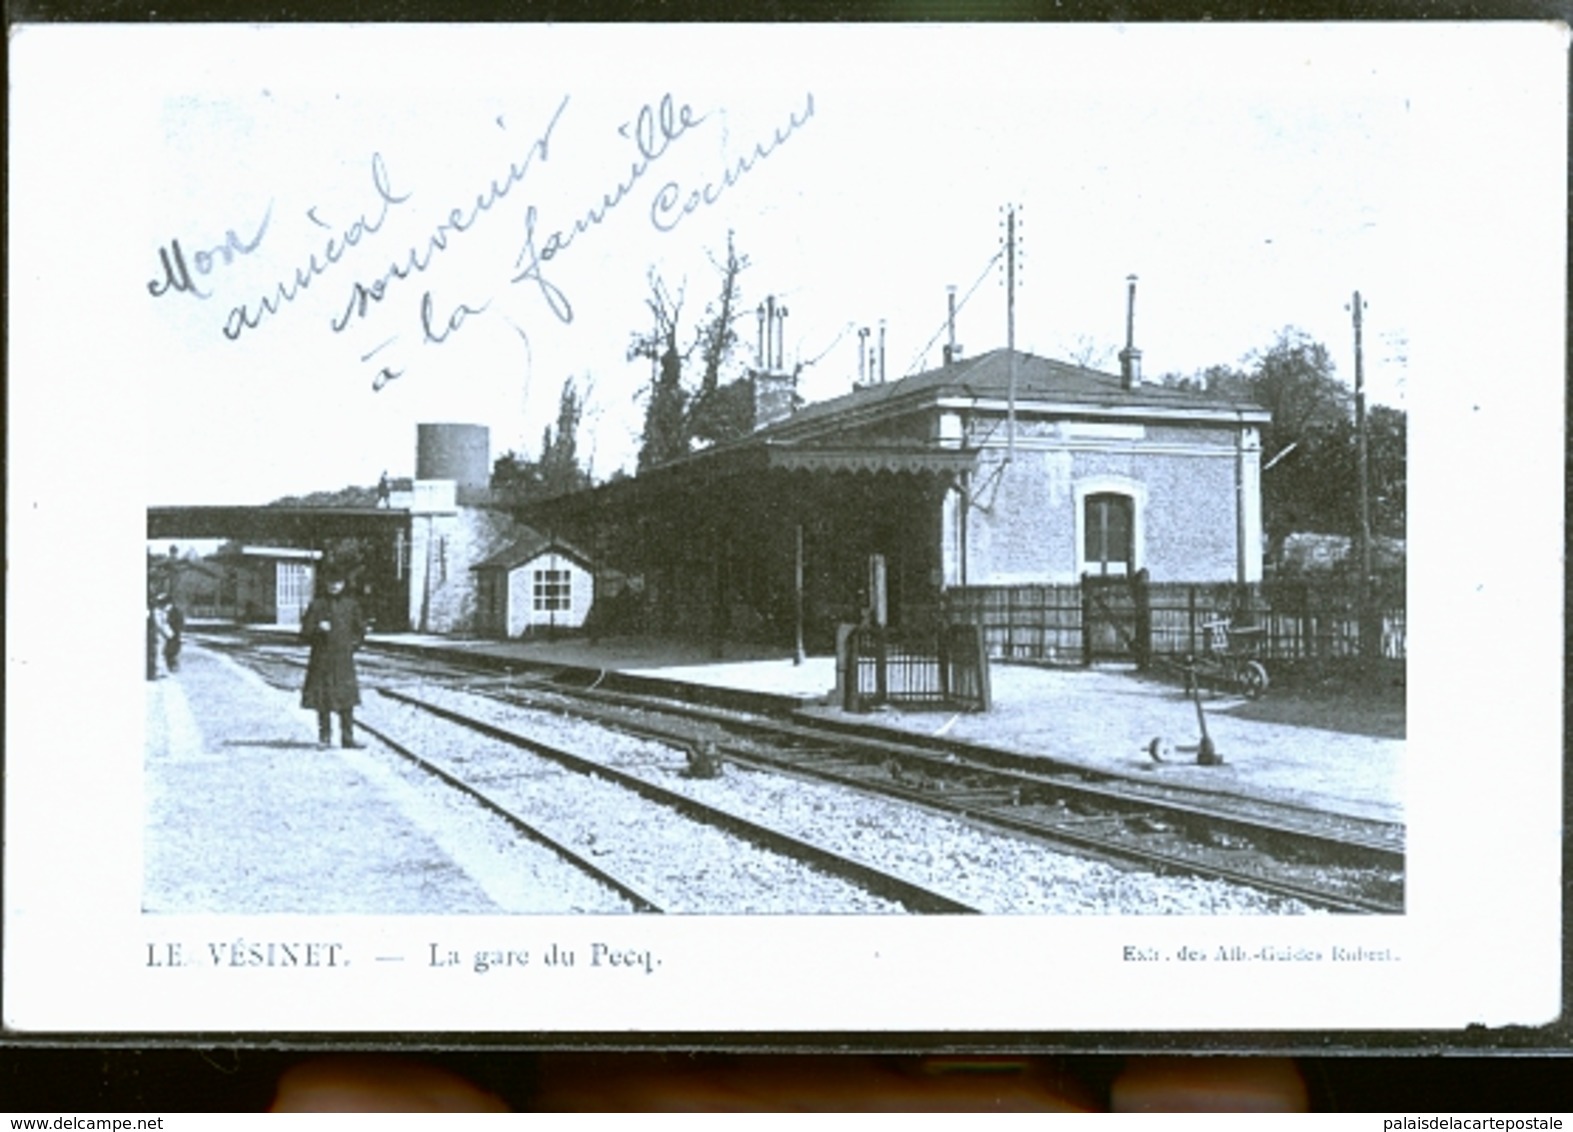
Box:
left=857, top=326, right=869, bottom=386
left=943, top=285, right=963, bottom=365
left=878, top=319, right=887, bottom=383
left=757, top=295, right=791, bottom=372
left=775, top=302, right=789, bottom=370
left=1118, top=274, right=1143, bottom=390
left=766, top=296, right=777, bottom=368
left=753, top=369, right=798, bottom=429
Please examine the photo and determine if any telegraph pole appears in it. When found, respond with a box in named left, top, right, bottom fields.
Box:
left=1349, top=289, right=1377, bottom=663
left=1349, top=291, right=1372, bottom=582
left=1002, top=204, right=1020, bottom=462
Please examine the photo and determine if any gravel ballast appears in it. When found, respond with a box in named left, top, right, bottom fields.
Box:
left=365, top=696, right=908, bottom=914
left=382, top=685, right=1319, bottom=915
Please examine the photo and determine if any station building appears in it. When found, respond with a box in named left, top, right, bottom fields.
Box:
left=150, top=346, right=1268, bottom=656
left=517, top=345, right=1269, bottom=655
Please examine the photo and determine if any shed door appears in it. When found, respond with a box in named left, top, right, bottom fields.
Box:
left=276, top=562, right=315, bottom=626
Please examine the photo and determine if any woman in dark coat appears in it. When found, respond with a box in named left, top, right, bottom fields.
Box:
left=300, top=575, right=365, bottom=748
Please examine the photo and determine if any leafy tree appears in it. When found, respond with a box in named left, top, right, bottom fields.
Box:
left=269, top=484, right=380, bottom=508
left=1164, top=362, right=1247, bottom=396
left=640, top=332, right=690, bottom=471
left=492, top=448, right=544, bottom=499
left=1270, top=412, right=1358, bottom=549
left=687, top=377, right=756, bottom=445
left=1366, top=404, right=1407, bottom=539
left=493, top=376, right=593, bottom=502
left=538, top=376, right=592, bottom=497
left=1247, top=328, right=1351, bottom=468
left=1161, top=327, right=1405, bottom=549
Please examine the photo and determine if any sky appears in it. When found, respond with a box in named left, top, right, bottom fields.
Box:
left=9, top=23, right=1560, bottom=506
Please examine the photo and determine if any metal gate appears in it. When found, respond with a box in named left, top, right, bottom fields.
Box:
left=840, top=623, right=991, bottom=713
left=1080, top=570, right=1151, bottom=667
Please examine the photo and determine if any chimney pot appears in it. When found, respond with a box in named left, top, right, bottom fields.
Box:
left=1120, top=275, right=1140, bottom=389
left=1119, top=347, right=1143, bottom=390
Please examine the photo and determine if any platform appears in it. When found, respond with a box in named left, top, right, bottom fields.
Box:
left=803, top=665, right=1403, bottom=824
left=144, top=645, right=507, bottom=914
left=294, top=628, right=1405, bottom=826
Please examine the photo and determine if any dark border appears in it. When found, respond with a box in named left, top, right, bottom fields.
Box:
left=4, top=0, right=1568, bottom=1063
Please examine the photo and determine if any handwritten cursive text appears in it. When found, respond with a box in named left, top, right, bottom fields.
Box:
left=334, top=95, right=569, bottom=337
left=512, top=92, right=705, bottom=324
left=148, top=204, right=273, bottom=301
left=651, top=92, right=815, bottom=233
left=420, top=290, right=490, bottom=344
left=222, top=156, right=408, bottom=340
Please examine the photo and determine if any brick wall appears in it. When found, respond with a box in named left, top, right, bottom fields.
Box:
left=953, top=417, right=1261, bottom=586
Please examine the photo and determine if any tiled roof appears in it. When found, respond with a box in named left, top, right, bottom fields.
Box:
left=760, top=348, right=1266, bottom=439
left=471, top=528, right=593, bottom=572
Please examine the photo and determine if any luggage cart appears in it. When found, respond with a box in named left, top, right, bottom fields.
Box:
left=1192, top=617, right=1270, bottom=700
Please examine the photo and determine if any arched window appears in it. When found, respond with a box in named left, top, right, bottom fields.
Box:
left=1084, top=492, right=1134, bottom=576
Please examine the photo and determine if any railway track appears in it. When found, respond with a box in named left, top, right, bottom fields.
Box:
left=207, top=637, right=979, bottom=914
left=202, top=631, right=1404, bottom=914
left=456, top=684, right=1403, bottom=915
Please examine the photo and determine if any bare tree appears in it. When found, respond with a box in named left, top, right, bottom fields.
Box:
left=630, top=270, right=691, bottom=471
left=695, top=231, right=748, bottom=398
left=1065, top=333, right=1116, bottom=371
left=630, top=232, right=757, bottom=467
left=687, top=231, right=754, bottom=446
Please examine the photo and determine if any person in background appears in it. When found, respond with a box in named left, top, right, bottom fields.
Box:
left=161, top=593, right=186, bottom=673
left=146, top=593, right=171, bottom=681
left=300, top=574, right=366, bottom=749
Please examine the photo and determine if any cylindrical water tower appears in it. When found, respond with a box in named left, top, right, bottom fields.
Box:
left=416, top=423, right=490, bottom=491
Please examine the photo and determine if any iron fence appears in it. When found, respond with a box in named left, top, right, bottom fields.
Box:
left=946, top=575, right=1405, bottom=666
left=840, top=622, right=991, bottom=712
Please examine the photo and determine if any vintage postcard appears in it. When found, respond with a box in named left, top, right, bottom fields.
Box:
left=5, top=22, right=1565, bottom=1042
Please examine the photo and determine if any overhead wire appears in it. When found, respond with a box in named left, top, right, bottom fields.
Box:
left=902, top=248, right=1005, bottom=378
left=800, top=319, right=856, bottom=371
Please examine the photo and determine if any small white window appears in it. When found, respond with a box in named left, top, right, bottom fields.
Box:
left=532, top=568, right=571, bottom=612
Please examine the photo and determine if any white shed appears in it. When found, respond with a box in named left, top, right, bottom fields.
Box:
left=472, top=530, right=595, bottom=638
left=208, top=544, right=322, bottom=626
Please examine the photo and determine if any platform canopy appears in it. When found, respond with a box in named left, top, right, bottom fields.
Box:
left=759, top=444, right=978, bottom=476
left=507, top=435, right=980, bottom=652
left=512, top=439, right=978, bottom=528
